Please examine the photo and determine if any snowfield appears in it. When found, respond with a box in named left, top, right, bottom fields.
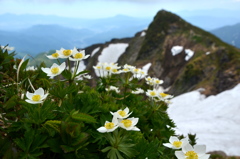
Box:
left=98, top=43, right=128, bottom=63
left=168, top=84, right=240, bottom=156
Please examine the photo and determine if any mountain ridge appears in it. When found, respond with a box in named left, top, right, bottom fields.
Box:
left=83, top=10, right=240, bottom=96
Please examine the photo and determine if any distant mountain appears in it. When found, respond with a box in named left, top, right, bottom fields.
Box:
left=82, top=10, right=240, bottom=96
left=0, top=25, right=95, bottom=56
left=210, top=23, right=240, bottom=48
left=0, top=14, right=151, bottom=56
left=176, top=9, right=240, bottom=30
left=0, top=13, right=152, bottom=31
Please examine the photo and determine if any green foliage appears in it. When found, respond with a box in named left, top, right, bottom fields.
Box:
left=0, top=46, right=206, bottom=159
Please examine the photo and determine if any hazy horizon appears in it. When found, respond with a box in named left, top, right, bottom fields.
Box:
left=1, top=0, right=240, bottom=19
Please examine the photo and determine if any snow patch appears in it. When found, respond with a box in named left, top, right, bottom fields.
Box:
left=171, top=46, right=183, bottom=56
left=77, top=61, right=86, bottom=73
left=142, top=63, right=151, bottom=73
left=185, top=49, right=194, bottom=61
left=168, top=84, right=240, bottom=156
left=91, top=47, right=100, bottom=57
left=98, top=43, right=128, bottom=63
left=140, top=31, right=146, bottom=37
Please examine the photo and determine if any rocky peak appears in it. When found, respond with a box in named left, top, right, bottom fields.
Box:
left=84, top=10, right=240, bottom=96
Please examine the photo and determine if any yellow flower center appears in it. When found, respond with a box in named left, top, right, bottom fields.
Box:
left=118, top=110, right=126, bottom=117
left=63, top=50, right=71, bottom=56
left=133, top=68, right=139, bottom=73
left=112, top=69, right=118, bottom=73
left=121, top=119, right=132, bottom=128
left=52, top=53, right=59, bottom=58
left=185, top=151, right=198, bottom=159
left=150, top=91, right=156, bottom=96
left=32, top=95, right=41, bottom=101
left=105, top=122, right=115, bottom=129
left=160, top=93, right=168, bottom=97
left=123, top=68, right=129, bottom=72
left=74, top=53, right=83, bottom=59
left=105, top=66, right=111, bottom=71
left=146, top=77, right=151, bottom=81
left=172, top=141, right=182, bottom=148
left=51, top=67, right=59, bottom=74
left=155, top=80, right=161, bottom=84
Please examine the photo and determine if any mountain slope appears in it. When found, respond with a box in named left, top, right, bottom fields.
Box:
left=84, top=10, right=240, bottom=96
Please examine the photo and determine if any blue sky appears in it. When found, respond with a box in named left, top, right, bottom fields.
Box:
left=1, top=0, right=240, bottom=18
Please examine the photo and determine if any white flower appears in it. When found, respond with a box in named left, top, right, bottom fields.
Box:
left=145, top=76, right=154, bottom=86
left=26, top=66, right=36, bottom=71
left=69, top=48, right=90, bottom=61
left=58, top=48, right=72, bottom=58
left=41, top=62, right=66, bottom=77
left=152, top=78, right=164, bottom=85
left=146, top=89, right=158, bottom=98
left=163, top=136, right=188, bottom=149
left=123, top=64, right=135, bottom=70
left=97, top=116, right=119, bottom=133
left=175, top=144, right=210, bottom=159
left=46, top=52, right=60, bottom=59
left=106, top=86, right=120, bottom=93
left=158, top=91, right=173, bottom=101
left=131, top=88, right=144, bottom=94
left=25, top=88, right=48, bottom=104
left=83, top=74, right=92, bottom=79
left=110, top=107, right=132, bottom=119
left=118, top=117, right=140, bottom=131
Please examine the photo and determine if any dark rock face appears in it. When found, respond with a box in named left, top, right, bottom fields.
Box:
left=83, top=9, right=240, bottom=96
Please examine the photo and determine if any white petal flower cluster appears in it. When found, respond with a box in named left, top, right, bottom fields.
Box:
left=93, top=62, right=121, bottom=77
left=163, top=136, right=210, bottom=159
left=163, top=136, right=188, bottom=149
left=106, top=86, right=120, bottom=93
left=145, top=76, right=164, bottom=88
left=41, top=62, right=66, bottom=77
left=97, top=107, right=140, bottom=133
left=44, top=47, right=90, bottom=79
left=131, top=88, right=144, bottom=94
left=25, top=88, right=48, bottom=104
left=146, top=88, right=173, bottom=103
left=46, top=47, right=90, bottom=61
left=93, top=63, right=147, bottom=79
left=123, top=64, right=147, bottom=79
left=69, top=48, right=90, bottom=61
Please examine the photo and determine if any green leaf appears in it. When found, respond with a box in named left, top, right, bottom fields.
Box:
left=101, top=146, right=112, bottom=153
left=61, top=145, right=75, bottom=153
left=3, top=95, right=18, bottom=109
left=61, top=69, right=72, bottom=80
left=71, top=112, right=96, bottom=123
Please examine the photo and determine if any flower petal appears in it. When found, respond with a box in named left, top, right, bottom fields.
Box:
left=35, top=88, right=44, bottom=96
left=124, top=107, right=129, bottom=114
left=182, top=143, right=194, bottom=153
left=51, top=63, right=59, bottom=68
left=26, top=92, right=33, bottom=100
left=59, top=62, right=66, bottom=70
left=41, top=67, right=50, bottom=74
left=169, top=136, right=179, bottom=143
left=130, top=117, right=139, bottom=125
left=175, top=151, right=185, bottom=159
left=97, top=127, right=107, bottom=133
left=163, top=143, right=173, bottom=148
left=130, top=126, right=140, bottom=131
left=25, top=99, right=43, bottom=104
